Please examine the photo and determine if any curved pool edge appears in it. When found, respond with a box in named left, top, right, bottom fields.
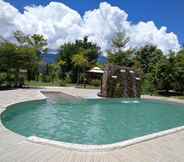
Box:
left=142, top=95, right=184, bottom=104
left=1, top=88, right=184, bottom=152
left=0, top=89, right=47, bottom=138
left=27, top=125, right=184, bottom=152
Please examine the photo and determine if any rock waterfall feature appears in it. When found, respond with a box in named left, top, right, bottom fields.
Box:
left=100, top=65, right=141, bottom=98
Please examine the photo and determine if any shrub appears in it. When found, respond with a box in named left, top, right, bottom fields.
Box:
left=0, top=73, right=6, bottom=86
left=65, top=75, right=72, bottom=84
left=90, top=79, right=101, bottom=87
left=59, top=79, right=67, bottom=86
left=142, top=73, right=157, bottom=95
left=40, top=74, right=51, bottom=83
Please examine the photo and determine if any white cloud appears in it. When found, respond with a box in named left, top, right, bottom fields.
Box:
left=82, top=2, right=130, bottom=51
left=128, top=21, right=180, bottom=52
left=0, top=0, right=20, bottom=40
left=0, top=0, right=181, bottom=53
left=15, top=2, right=84, bottom=50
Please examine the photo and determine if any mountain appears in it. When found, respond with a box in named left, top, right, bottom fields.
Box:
left=97, top=55, right=108, bottom=64
left=42, top=53, right=59, bottom=64
left=42, top=53, right=107, bottom=64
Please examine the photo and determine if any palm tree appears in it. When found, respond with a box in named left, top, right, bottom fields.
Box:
left=72, top=49, right=88, bottom=85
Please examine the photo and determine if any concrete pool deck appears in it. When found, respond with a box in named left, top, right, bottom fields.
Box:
left=1, top=87, right=184, bottom=161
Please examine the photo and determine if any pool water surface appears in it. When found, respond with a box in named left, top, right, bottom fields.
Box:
left=1, top=97, right=184, bottom=145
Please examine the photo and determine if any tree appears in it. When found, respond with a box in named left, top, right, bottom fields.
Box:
left=75, top=36, right=101, bottom=64
left=29, top=34, right=48, bottom=55
left=135, top=45, right=164, bottom=74
left=58, top=42, right=78, bottom=80
left=14, top=31, right=47, bottom=54
left=172, top=49, right=184, bottom=94
left=0, top=41, right=38, bottom=87
left=151, top=56, right=173, bottom=93
left=0, top=42, right=16, bottom=71
left=112, top=32, right=129, bottom=52
left=14, top=31, right=48, bottom=80
left=0, top=42, right=17, bottom=87
left=58, top=37, right=100, bottom=82
left=108, top=32, right=134, bottom=67
left=15, top=47, right=38, bottom=85
left=108, top=49, right=134, bottom=67
left=138, top=48, right=184, bottom=95
left=14, top=31, right=30, bottom=47
left=133, top=45, right=166, bottom=94
left=72, top=49, right=88, bottom=85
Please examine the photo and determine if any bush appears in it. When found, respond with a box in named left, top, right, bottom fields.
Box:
left=40, top=74, right=51, bottom=83
left=5, top=73, right=16, bottom=88
left=0, top=73, right=6, bottom=86
left=141, top=74, right=157, bottom=95
left=65, top=75, right=72, bottom=84
left=59, top=79, right=67, bottom=86
left=90, top=79, right=101, bottom=87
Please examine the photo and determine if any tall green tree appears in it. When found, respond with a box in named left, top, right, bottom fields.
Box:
left=15, top=47, right=38, bottom=84
left=14, top=31, right=48, bottom=80
left=72, top=49, right=88, bottom=85
left=29, top=34, right=48, bottom=55
left=108, top=32, right=134, bottom=67
left=0, top=42, right=17, bottom=87
left=112, top=32, right=129, bottom=51
left=0, top=41, right=38, bottom=87
left=173, top=49, right=184, bottom=94
left=135, top=45, right=164, bottom=73
left=14, top=31, right=47, bottom=53
left=134, top=45, right=165, bottom=94
left=58, top=37, right=100, bottom=82
left=14, top=31, right=30, bottom=47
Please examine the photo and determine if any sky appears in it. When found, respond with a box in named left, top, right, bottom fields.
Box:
left=1, top=0, right=183, bottom=53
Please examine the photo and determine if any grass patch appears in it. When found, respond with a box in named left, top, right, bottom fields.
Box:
left=25, top=80, right=62, bottom=87
left=25, top=80, right=100, bottom=89
left=173, top=96, right=184, bottom=100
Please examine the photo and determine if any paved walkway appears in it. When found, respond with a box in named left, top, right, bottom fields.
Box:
left=0, top=88, right=184, bottom=162
left=41, top=86, right=102, bottom=99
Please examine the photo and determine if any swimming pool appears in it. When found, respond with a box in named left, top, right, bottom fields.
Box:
left=1, top=96, right=184, bottom=145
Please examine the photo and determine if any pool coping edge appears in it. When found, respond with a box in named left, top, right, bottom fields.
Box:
left=27, top=125, right=184, bottom=152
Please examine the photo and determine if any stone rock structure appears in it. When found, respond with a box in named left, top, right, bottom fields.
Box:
left=100, top=64, right=141, bottom=98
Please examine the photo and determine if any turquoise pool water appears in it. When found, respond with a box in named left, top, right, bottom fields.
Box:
left=1, top=97, right=184, bottom=145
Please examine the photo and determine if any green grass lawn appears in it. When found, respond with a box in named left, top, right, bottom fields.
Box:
left=174, top=96, right=184, bottom=100
left=25, top=81, right=61, bottom=87
left=25, top=80, right=100, bottom=89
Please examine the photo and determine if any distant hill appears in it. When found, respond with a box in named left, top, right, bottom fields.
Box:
left=41, top=53, right=59, bottom=64
left=42, top=53, right=107, bottom=64
left=98, top=55, right=108, bottom=64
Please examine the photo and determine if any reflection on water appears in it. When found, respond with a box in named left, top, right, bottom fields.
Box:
left=121, top=100, right=140, bottom=104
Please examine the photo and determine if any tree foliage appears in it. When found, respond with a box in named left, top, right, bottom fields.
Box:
left=0, top=41, right=38, bottom=87
left=1, top=30, right=184, bottom=96
left=135, top=45, right=164, bottom=73
left=14, top=31, right=47, bottom=54
left=112, top=32, right=129, bottom=51
left=0, top=31, right=47, bottom=88
left=58, top=36, right=101, bottom=82
left=72, top=49, right=89, bottom=84
left=136, top=46, right=184, bottom=95
left=108, top=32, right=134, bottom=67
